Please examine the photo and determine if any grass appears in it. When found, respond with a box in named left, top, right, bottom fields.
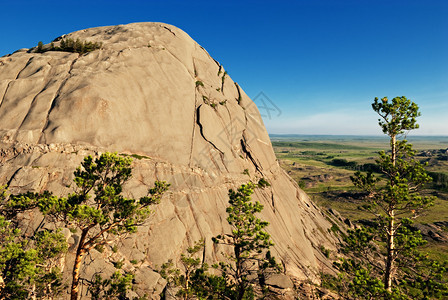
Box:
left=310, top=192, right=373, bottom=221
left=416, top=198, right=448, bottom=224
left=421, top=242, right=448, bottom=262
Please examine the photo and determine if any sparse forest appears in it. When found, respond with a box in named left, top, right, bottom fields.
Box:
left=0, top=153, right=169, bottom=300
left=159, top=182, right=282, bottom=300
left=0, top=153, right=284, bottom=299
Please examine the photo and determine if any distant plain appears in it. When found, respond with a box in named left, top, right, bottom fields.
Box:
left=271, top=134, right=448, bottom=261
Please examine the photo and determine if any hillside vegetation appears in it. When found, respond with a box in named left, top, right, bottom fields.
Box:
left=35, top=38, right=102, bottom=54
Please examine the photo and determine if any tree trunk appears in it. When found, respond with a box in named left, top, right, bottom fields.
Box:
left=391, top=135, right=396, bottom=167
left=384, top=210, right=395, bottom=292
left=70, top=229, right=89, bottom=300
left=385, top=134, right=396, bottom=292
left=31, top=283, right=36, bottom=300
left=237, top=281, right=246, bottom=300
left=0, top=274, right=4, bottom=295
left=234, top=244, right=245, bottom=300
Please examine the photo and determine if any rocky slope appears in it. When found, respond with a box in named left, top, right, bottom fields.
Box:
left=0, top=22, right=337, bottom=298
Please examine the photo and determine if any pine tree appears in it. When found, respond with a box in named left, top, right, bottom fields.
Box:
left=18, top=152, right=169, bottom=300
left=212, top=182, right=281, bottom=300
left=160, top=183, right=281, bottom=300
left=36, top=41, right=44, bottom=53
left=159, top=239, right=208, bottom=300
left=0, top=187, right=67, bottom=299
left=337, top=96, right=448, bottom=299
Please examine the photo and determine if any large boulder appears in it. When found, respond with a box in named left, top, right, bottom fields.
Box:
left=0, top=22, right=337, bottom=298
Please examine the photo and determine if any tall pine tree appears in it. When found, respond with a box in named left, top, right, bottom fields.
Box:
left=337, top=96, right=448, bottom=299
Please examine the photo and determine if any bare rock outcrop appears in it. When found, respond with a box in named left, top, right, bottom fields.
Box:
left=0, top=22, right=337, bottom=298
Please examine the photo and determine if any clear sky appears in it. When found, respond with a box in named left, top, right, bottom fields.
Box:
left=1, top=0, right=447, bottom=136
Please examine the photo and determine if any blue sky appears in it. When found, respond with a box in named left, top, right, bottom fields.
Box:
left=1, top=0, right=447, bottom=135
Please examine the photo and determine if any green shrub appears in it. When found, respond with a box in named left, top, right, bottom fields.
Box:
left=330, top=224, right=340, bottom=233
left=258, top=178, right=271, bottom=188
left=119, top=153, right=150, bottom=160
left=36, top=38, right=102, bottom=54
left=221, top=71, right=227, bottom=85
left=428, top=171, right=448, bottom=191
left=37, top=41, right=44, bottom=53
left=130, top=154, right=150, bottom=160
left=113, top=260, right=124, bottom=269
left=320, top=245, right=330, bottom=258
left=331, top=158, right=357, bottom=169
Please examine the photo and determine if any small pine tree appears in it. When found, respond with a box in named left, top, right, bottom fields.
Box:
left=74, top=39, right=83, bottom=53
left=159, top=239, right=208, bottom=300
left=0, top=187, right=67, bottom=299
left=19, top=152, right=169, bottom=300
left=212, top=183, right=281, bottom=300
left=37, top=41, right=44, bottom=53
left=88, top=271, right=135, bottom=300
left=60, top=38, right=66, bottom=50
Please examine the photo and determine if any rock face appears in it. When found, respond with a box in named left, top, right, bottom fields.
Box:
left=0, top=23, right=337, bottom=297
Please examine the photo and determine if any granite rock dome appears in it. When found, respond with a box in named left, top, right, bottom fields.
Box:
left=0, top=22, right=337, bottom=297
